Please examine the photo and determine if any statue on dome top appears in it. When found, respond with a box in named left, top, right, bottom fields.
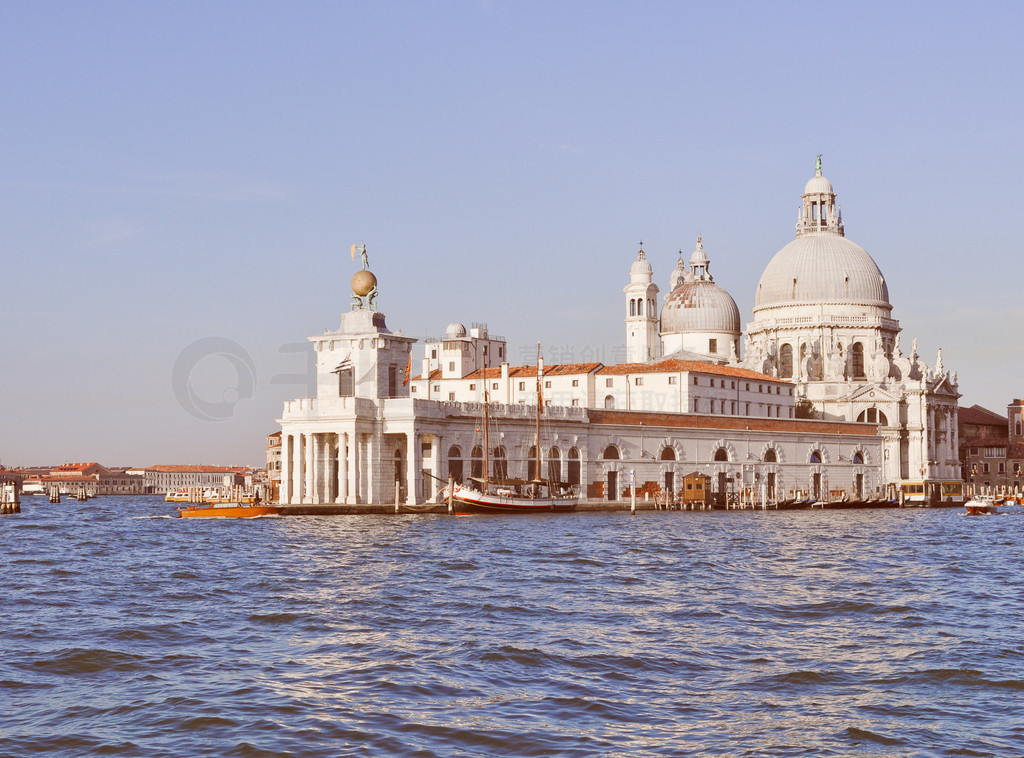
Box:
left=815, top=154, right=823, bottom=175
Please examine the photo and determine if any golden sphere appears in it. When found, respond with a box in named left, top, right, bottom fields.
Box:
left=351, top=269, right=377, bottom=297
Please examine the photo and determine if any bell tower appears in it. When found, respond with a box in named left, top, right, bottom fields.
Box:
left=623, top=244, right=660, bottom=363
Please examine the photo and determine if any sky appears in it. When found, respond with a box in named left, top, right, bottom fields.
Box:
left=2, top=1, right=1022, bottom=468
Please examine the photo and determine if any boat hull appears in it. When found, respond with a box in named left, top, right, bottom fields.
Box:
left=445, top=484, right=578, bottom=514
left=177, top=504, right=280, bottom=519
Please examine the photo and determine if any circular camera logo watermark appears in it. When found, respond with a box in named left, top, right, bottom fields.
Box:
left=172, top=337, right=257, bottom=421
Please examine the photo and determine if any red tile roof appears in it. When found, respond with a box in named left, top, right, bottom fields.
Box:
left=959, top=404, right=1007, bottom=426
left=145, top=465, right=244, bottom=473
left=464, top=362, right=604, bottom=380
left=597, top=359, right=786, bottom=382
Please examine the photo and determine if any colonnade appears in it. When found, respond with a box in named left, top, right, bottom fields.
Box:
left=279, top=429, right=443, bottom=505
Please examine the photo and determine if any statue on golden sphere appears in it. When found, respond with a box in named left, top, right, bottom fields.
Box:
left=349, top=243, right=378, bottom=311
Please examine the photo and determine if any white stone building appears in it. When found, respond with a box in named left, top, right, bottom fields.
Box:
left=276, top=159, right=961, bottom=507
left=739, top=159, right=961, bottom=501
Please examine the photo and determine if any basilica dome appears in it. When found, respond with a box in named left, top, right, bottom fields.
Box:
left=754, top=234, right=890, bottom=310
left=754, top=161, right=890, bottom=313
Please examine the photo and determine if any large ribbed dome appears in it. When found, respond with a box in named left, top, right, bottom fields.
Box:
left=754, top=160, right=890, bottom=312
left=754, top=234, right=890, bottom=309
left=662, top=279, right=741, bottom=333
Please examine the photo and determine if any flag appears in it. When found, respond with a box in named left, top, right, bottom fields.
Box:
left=403, top=353, right=412, bottom=385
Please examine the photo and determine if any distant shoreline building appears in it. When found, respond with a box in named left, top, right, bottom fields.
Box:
left=277, top=160, right=963, bottom=506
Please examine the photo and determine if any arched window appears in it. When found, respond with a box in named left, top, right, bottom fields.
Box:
left=605, top=395, right=615, bottom=409
left=603, top=445, right=620, bottom=460
left=471, top=445, right=483, bottom=480
left=857, top=408, right=889, bottom=425
left=853, top=452, right=864, bottom=464
left=548, top=447, right=561, bottom=484
left=648, top=298, right=654, bottom=314
left=764, top=448, right=777, bottom=463
left=714, top=448, right=728, bottom=462
left=780, top=344, right=794, bottom=379
left=567, top=447, right=581, bottom=486
left=448, top=445, right=463, bottom=483
left=630, top=299, right=636, bottom=317
left=810, top=450, right=822, bottom=464
left=527, top=445, right=539, bottom=481
left=637, top=299, right=643, bottom=316
left=493, top=446, right=508, bottom=480
left=660, top=447, right=676, bottom=461
left=851, top=342, right=865, bottom=379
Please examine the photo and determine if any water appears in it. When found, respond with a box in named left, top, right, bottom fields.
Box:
left=3, top=497, right=1024, bottom=757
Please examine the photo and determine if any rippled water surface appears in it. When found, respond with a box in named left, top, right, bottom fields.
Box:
left=3, top=497, right=1024, bottom=756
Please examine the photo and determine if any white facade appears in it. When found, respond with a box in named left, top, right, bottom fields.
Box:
left=741, top=160, right=961, bottom=496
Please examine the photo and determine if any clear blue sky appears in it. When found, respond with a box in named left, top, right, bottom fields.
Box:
left=2, top=1, right=1021, bottom=467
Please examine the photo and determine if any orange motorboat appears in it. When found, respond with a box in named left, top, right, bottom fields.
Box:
left=177, top=502, right=281, bottom=519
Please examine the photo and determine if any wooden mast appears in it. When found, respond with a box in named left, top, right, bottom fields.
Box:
left=534, top=342, right=543, bottom=497
left=482, top=344, right=490, bottom=494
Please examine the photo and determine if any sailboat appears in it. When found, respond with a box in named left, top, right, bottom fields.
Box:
left=443, top=346, right=579, bottom=514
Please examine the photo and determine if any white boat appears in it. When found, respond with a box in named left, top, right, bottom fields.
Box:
left=21, top=480, right=45, bottom=496
left=964, top=495, right=999, bottom=515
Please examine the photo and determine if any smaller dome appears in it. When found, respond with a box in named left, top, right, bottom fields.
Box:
left=804, top=174, right=834, bottom=196
left=661, top=280, right=741, bottom=335
left=445, top=322, right=467, bottom=338
left=630, top=249, right=653, bottom=278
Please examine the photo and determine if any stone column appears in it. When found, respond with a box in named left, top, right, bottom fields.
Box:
left=348, top=431, right=360, bottom=504
left=321, top=434, right=332, bottom=504
left=431, top=434, right=442, bottom=502
left=280, top=434, right=291, bottom=504
left=406, top=431, right=420, bottom=505
left=364, top=433, right=375, bottom=504
left=304, top=433, right=315, bottom=503
left=297, top=434, right=307, bottom=503
left=338, top=432, right=349, bottom=503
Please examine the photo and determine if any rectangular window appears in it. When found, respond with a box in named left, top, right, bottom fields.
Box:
left=668, top=376, right=677, bottom=385
left=983, top=463, right=990, bottom=473
left=338, top=368, right=354, bottom=397
left=694, top=377, right=699, bottom=385
left=545, top=381, right=552, bottom=388
left=606, top=378, right=613, bottom=387
left=730, top=401, right=735, bottom=414
left=411, top=386, right=417, bottom=393
left=969, top=447, right=979, bottom=456
left=709, top=338, right=717, bottom=353
left=635, top=377, right=643, bottom=386
left=431, top=349, right=437, bottom=359
left=572, top=379, right=579, bottom=387
left=571, top=399, right=579, bottom=407
left=998, top=462, right=1006, bottom=473
left=518, top=381, right=525, bottom=391
left=469, top=383, right=476, bottom=391
left=746, top=403, right=750, bottom=414
left=449, top=392, right=455, bottom=401
left=492, top=382, right=499, bottom=390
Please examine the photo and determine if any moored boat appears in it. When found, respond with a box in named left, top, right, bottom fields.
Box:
left=177, top=502, right=280, bottom=519
left=444, top=345, right=578, bottom=515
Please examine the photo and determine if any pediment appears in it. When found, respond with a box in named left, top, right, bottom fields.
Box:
left=847, top=383, right=901, bottom=404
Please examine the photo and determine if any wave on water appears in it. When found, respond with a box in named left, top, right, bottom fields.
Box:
left=4, top=500, right=1024, bottom=756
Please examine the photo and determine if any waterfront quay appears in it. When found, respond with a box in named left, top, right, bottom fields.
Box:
left=277, top=498, right=933, bottom=516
